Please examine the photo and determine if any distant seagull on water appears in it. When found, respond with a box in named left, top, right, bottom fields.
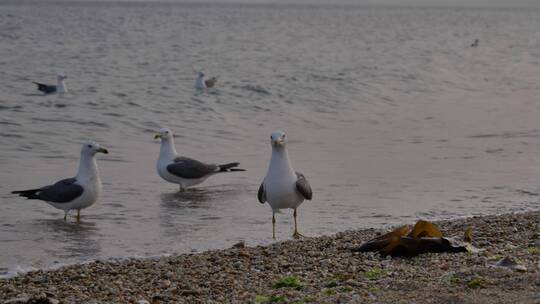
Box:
left=471, top=39, right=479, bottom=47
left=195, top=71, right=217, bottom=90
left=33, top=74, right=68, bottom=94
left=12, top=141, right=108, bottom=221
left=155, top=128, right=245, bottom=191
left=258, top=130, right=313, bottom=239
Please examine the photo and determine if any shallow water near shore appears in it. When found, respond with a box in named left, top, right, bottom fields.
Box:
left=1, top=2, right=540, bottom=277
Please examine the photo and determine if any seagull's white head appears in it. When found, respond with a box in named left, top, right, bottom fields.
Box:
left=270, top=130, right=287, bottom=147
left=197, top=71, right=205, bottom=78
left=81, top=140, right=109, bottom=156
left=57, top=74, right=67, bottom=81
left=155, top=127, right=173, bottom=140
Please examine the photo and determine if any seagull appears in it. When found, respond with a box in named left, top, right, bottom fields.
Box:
left=33, top=74, right=68, bottom=94
left=258, top=130, right=312, bottom=239
left=155, top=128, right=245, bottom=191
left=195, top=71, right=217, bottom=90
left=11, top=141, right=108, bottom=221
left=471, top=39, right=479, bottom=47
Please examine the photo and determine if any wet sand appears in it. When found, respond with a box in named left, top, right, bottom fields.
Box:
left=1, top=211, right=538, bottom=303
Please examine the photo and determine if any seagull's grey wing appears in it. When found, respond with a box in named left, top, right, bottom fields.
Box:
left=33, top=82, right=56, bottom=94
left=257, top=181, right=266, bottom=204
left=166, top=156, right=218, bottom=179
left=12, top=178, right=84, bottom=203
left=205, top=77, right=217, bottom=88
left=38, top=178, right=84, bottom=203
left=295, top=172, right=312, bottom=200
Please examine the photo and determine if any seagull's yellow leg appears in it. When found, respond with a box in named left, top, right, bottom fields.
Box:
left=76, top=210, right=81, bottom=222
left=292, top=209, right=304, bottom=239
left=272, top=213, right=276, bottom=240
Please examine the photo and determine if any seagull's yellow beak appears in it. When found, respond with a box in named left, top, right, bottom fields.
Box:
left=98, top=147, right=109, bottom=154
left=154, top=134, right=162, bottom=139
left=273, top=139, right=285, bottom=146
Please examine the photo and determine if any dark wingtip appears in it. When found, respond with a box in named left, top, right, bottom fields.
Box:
left=219, top=162, right=242, bottom=171
left=11, top=188, right=39, bottom=197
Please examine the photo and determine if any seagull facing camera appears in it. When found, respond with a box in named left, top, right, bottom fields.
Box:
left=258, top=130, right=313, bottom=239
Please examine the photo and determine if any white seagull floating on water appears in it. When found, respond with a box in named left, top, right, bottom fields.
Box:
left=12, top=141, right=108, bottom=221
left=155, top=128, right=245, bottom=191
left=33, top=74, right=68, bottom=94
left=258, top=130, right=313, bottom=239
left=195, top=71, right=217, bottom=90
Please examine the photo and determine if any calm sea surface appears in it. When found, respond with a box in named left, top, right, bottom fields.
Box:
left=1, top=1, right=540, bottom=277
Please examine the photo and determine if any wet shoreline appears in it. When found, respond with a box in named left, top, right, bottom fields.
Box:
left=1, top=211, right=538, bottom=303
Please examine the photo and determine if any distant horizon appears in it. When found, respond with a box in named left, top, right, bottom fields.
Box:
left=2, top=0, right=540, bottom=8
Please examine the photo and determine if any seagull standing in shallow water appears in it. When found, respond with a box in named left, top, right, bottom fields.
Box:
left=33, top=74, right=68, bottom=94
left=12, top=141, right=108, bottom=221
left=195, top=71, right=217, bottom=90
left=258, top=130, right=313, bottom=239
left=155, top=128, right=245, bottom=191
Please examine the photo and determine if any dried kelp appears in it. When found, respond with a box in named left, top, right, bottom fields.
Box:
left=354, top=220, right=468, bottom=257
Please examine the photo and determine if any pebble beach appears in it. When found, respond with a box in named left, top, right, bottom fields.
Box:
left=1, top=211, right=538, bottom=304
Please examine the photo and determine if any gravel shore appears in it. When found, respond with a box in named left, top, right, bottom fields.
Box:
left=1, top=211, right=539, bottom=304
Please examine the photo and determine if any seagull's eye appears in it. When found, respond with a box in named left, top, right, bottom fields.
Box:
left=87, top=144, right=92, bottom=148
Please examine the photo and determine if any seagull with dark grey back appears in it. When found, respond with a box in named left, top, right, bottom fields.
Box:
left=11, top=141, right=108, bottom=221
left=155, top=128, right=245, bottom=191
left=195, top=71, right=217, bottom=90
left=258, top=130, right=313, bottom=239
left=32, top=74, right=68, bottom=94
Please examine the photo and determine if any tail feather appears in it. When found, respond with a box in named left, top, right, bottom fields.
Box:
left=218, top=162, right=245, bottom=172
left=12, top=189, right=41, bottom=200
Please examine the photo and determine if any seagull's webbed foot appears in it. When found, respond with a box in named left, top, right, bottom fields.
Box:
left=292, top=209, right=304, bottom=239
left=292, top=231, right=304, bottom=239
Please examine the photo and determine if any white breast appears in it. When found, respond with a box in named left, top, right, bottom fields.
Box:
left=264, top=158, right=304, bottom=210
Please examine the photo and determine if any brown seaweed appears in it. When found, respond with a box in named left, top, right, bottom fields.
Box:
left=354, top=220, right=468, bottom=257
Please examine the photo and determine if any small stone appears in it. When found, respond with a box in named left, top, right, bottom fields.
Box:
left=179, top=289, right=201, bottom=296
left=31, top=276, right=47, bottom=284
left=48, top=298, right=60, bottom=304
left=137, top=300, right=150, bottom=304
left=238, top=250, right=251, bottom=258
left=232, top=241, right=245, bottom=249
left=515, top=264, right=528, bottom=272
left=495, top=256, right=527, bottom=272
left=161, top=279, right=171, bottom=288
